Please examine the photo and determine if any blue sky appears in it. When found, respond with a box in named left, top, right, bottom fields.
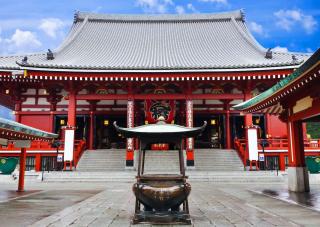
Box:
left=0, top=0, right=319, bottom=118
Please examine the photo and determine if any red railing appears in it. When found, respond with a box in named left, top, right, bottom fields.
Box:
left=234, top=138, right=320, bottom=167
left=73, top=140, right=86, bottom=167
left=0, top=139, right=86, bottom=169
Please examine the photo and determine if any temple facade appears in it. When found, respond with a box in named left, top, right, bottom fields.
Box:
left=0, top=10, right=310, bottom=168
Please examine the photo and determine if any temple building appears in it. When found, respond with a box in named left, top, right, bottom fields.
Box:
left=0, top=10, right=311, bottom=168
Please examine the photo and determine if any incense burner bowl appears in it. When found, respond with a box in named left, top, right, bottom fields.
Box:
left=133, top=174, right=191, bottom=211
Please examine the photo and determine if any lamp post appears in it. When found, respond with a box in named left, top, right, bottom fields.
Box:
left=52, top=140, right=62, bottom=171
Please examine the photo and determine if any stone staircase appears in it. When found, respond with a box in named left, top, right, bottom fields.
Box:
left=76, top=149, right=126, bottom=171
left=194, top=149, right=244, bottom=171
left=76, top=149, right=244, bottom=172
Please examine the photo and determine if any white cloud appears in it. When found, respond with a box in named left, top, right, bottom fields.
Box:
left=306, top=48, right=313, bottom=53
left=3, top=29, right=41, bottom=54
left=199, top=0, right=228, bottom=4
left=39, top=18, right=66, bottom=38
left=136, top=0, right=174, bottom=13
left=187, top=3, right=198, bottom=13
left=272, top=46, right=289, bottom=53
left=274, top=9, right=317, bottom=34
left=249, top=22, right=263, bottom=35
left=176, top=6, right=185, bottom=14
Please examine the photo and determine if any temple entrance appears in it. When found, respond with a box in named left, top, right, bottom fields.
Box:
left=94, top=114, right=126, bottom=149
left=253, top=114, right=266, bottom=138
left=54, top=115, right=90, bottom=141
left=194, top=114, right=225, bottom=148
left=231, top=115, right=245, bottom=141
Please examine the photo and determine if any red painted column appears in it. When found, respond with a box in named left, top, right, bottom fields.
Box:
left=225, top=110, right=231, bottom=149
left=67, top=91, right=76, bottom=127
left=35, top=153, right=41, bottom=171
left=15, top=101, right=22, bottom=123
left=287, top=120, right=305, bottom=167
left=224, top=101, right=231, bottom=149
left=17, top=148, right=27, bottom=192
left=244, top=91, right=253, bottom=167
left=244, top=91, right=253, bottom=127
left=287, top=118, right=309, bottom=192
left=64, top=90, right=77, bottom=170
left=49, top=102, right=56, bottom=133
left=126, top=100, right=134, bottom=167
left=186, top=99, right=194, bottom=166
left=265, top=114, right=271, bottom=137
left=89, top=111, right=94, bottom=150
left=279, top=153, right=286, bottom=171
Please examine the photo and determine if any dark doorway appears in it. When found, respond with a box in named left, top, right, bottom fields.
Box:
left=54, top=115, right=90, bottom=141
left=94, top=114, right=126, bottom=149
left=230, top=115, right=245, bottom=141
left=253, top=114, right=266, bottom=138
left=194, top=114, right=225, bottom=148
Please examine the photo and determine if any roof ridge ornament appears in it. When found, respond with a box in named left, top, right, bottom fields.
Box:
left=292, top=54, right=298, bottom=63
left=240, top=9, right=246, bottom=22
left=74, top=11, right=80, bottom=23
left=47, top=49, right=54, bottom=60
left=265, top=48, right=273, bottom=59
left=21, top=56, right=28, bottom=65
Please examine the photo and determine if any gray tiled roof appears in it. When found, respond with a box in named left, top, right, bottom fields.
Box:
left=1, top=10, right=310, bottom=72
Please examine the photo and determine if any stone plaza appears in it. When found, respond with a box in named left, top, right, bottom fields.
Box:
left=1, top=173, right=320, bottom=227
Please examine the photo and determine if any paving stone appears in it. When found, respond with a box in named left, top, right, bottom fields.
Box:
left=0, top=182, right=312, bottom=226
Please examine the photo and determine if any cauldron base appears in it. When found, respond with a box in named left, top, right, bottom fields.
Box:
left=132, top=211, right=191, bottom=225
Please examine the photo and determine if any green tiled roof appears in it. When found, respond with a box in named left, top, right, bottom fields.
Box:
left=234, top=48, right=320, bottom=111
left=0, top=117, right=58, bottom=139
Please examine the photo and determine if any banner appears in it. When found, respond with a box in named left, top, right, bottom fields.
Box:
left=64, top=129, right=75, bottom=161
left=248, top=128, right=258, bottom=161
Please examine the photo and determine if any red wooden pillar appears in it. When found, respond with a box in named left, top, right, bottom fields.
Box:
left=186, top=99, right=194, bottom=166
left=225, top=110, right=231, bottom=149
left=279, top=153, right=286, bottom=171
left=244, top=91, right=253, bottom=167
left=15, top=101, right=22, bottom=123
left=224, top=101, right=231, bottom=149
left=244, top=91, right=253, bottom=127
left=64, top=90, right=76, bottom=170
left=265, top=114, right=271, bottom=137
left=88, top=101, right=97, bottom=150
left=17, top=148, right=27, bottom=192
left=89, top=111, right=95, bottom=150
left=126, top=100, right=134, bottom=167
left=35, top=153, right=41, bottom=171
left=287, top=119, right=309, bottom=192
left=67, top=91, right=76, bottom=127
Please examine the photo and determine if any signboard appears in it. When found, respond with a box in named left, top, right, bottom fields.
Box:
left=14, top=140, right=31, bottom=148
left=248, top=128, right=258, bottom=161
left=0, top=138, right=8, bottom=146
left=57, top=154, right=63, bottom=162
left=259, top=153, right=265, bottom=162
left=64, top=130, right=74, bottom=161
left=145, top=100, right=175, bottom=123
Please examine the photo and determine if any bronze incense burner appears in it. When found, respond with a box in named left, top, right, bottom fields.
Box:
left=114, top=119, right=206, bottom=225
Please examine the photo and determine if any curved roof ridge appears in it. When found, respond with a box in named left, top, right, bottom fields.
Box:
left=76, top=10, right=244, bottom=22
left=54, top=16, right=89, bottom=54
left=230, top=17, right=265, bottom=56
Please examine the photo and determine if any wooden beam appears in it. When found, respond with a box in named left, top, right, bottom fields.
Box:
left=73, top=93, right=243, bottom=100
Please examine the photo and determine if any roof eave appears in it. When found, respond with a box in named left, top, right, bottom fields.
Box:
left=234, top=48, right=320, bottom=112
left=19, top=65, right=300, bottom=73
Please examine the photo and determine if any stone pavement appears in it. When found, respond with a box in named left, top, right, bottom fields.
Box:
left=25, top=182, right=320, bottom=227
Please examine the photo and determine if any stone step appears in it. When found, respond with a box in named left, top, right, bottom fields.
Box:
left=42, top=171, right=284, bottom=183
left=77, top=149, right=244, bottom=172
